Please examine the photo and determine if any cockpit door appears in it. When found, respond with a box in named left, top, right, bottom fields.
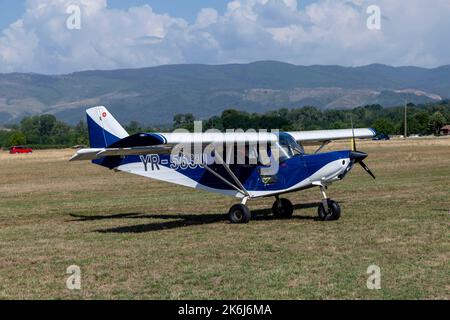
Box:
left=258, top=145, right=282, bottom=185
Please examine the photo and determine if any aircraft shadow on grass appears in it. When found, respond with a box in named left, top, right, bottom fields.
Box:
left=69, top=203, right=322, bottom=234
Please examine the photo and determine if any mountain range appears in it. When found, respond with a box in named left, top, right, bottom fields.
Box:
left=0, top=61, right=449, bottom=125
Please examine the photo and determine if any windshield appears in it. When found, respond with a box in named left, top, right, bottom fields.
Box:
left=275, top=133, right=304, bottom=161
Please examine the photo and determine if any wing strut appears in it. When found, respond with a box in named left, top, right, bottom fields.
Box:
left=199, top=164, right=248, bottom=196
left=213, top=152, right=250, bottom=197
left=186, top=148, right=250, bottom=197
left=314, top=140, right=330, bottom=154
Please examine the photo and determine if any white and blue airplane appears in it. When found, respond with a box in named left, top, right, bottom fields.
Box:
left=71, top=106, right=376, bottom=223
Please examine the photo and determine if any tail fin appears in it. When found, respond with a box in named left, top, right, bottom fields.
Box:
left=86, top=106, right=129, bottom=148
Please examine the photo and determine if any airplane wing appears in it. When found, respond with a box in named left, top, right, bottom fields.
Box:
left=71, top=129, right=376, bottom=161
left=101, top=129, right=375, bottom=146
left=287, top=128, right=376, bottom=145
left=69, top=146, right=171, bottom=161
left=156, top=132, right=279, bottom=145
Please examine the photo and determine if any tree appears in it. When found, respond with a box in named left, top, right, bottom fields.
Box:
left=125, top=121, right=142, bottom=135
left=428, top=111, right=447, bottom=135
left=221, top=109, right=251, bottom=130
left=0, top=130, right=12, bottom=148
left=20, top=114, right=58, bottom=144
left=290, top=106, right=322, bottom=130
left=411, top=111, right=430, bottom=134
left=20, top=116, right=40, bottom=144
left=39, top=114, right=57, bottom=137
left=73, top=120, right=88, bottom=145
left=372, top=118, right=395, bottom=135
left=51, top=121, right=71, bottom=144
left=204, top=116, right=223, bottom=131
left=8, top=131, right=26, bottom=147
left=173, top=113, right=195, bottom=131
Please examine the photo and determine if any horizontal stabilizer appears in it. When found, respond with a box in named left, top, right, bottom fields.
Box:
left=70, top=146, right=171, bottom=161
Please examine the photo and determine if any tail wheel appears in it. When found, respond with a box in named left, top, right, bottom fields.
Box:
left=272, top=198, right=294, bottom=219
left=318, top=200, right=341, bottom=221
left=228, top=204, right=251, bottom=224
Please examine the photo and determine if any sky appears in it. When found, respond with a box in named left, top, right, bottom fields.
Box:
left=0, top=1, right=225, bottom=29
left=0, top=0, right=449, bottom=74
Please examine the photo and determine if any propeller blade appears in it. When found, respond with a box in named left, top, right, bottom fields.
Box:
left=349, top=116, right=375, bottom=180
left=350, top=116, right=356, bottom=151
left=359, top=161, right=376, bottom=179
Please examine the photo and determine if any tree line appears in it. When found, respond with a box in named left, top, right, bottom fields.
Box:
left=173, top=102, right=450, bottom=135
left=1, top=102, right=449, bottom=149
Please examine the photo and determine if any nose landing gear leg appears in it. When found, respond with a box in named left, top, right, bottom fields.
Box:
left=318, top=186, right=341, bottom=221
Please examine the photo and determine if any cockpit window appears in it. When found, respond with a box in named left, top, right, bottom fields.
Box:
left=274, top=133, right=304, bottom=162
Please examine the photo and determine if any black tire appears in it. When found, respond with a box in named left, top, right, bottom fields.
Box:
left=318, top=200, right=341, bottom=221
left=228, top=204, right=251, bottom=224
left=272, top=198, right=294, bottom=219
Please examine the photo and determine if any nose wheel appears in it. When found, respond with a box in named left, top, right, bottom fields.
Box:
left=318, top=186, right=341, bottom=221
left=318, top=199, right=341, bottom=221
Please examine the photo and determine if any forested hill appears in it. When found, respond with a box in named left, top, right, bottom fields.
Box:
left=1, top=61, right=449, bottom=125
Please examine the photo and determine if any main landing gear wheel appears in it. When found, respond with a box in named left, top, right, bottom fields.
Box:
left=272, top=198, right=294, bottom=219
left=228, top=204, right=251, bottom=224
left=318, top=199, right=341, bottom=221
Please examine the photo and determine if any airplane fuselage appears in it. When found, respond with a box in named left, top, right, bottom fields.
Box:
left=94, top=149, right=354, bottom=198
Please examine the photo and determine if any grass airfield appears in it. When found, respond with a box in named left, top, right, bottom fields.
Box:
left=0, top=138, right=449, bottom=299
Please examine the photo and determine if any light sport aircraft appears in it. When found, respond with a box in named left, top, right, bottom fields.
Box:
left=71, top=106, right=376, bottom=224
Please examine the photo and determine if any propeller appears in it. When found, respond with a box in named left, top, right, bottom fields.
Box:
left=349, top=116, right=376, bottom=179
left=359, top=159, right=376, bottom=179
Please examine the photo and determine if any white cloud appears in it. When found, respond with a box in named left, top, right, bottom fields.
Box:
left=195, top=8, right=219, bottom=29
left=0, top=0, right=449, bottom=73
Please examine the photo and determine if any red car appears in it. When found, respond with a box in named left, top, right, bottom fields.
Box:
left=9, top=146, right=33, bottom=154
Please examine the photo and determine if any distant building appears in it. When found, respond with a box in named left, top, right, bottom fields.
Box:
left=440, top=125, right=450, bottom=135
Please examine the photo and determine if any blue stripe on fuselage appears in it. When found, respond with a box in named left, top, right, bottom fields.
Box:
left=93, top=150, right=351, bottom=192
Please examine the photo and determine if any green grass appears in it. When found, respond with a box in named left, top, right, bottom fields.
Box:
left=0, top=138, right=449, bottom=299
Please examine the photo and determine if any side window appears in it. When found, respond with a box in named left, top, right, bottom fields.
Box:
left=257, top=145, right=271, bottom=167
left=247, top=144, right=259, bottom=165
left=258, top=144, right=281, bottom=184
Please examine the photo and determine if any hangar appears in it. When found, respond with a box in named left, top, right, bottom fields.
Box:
left=440, top=125, right=450, bottom=135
